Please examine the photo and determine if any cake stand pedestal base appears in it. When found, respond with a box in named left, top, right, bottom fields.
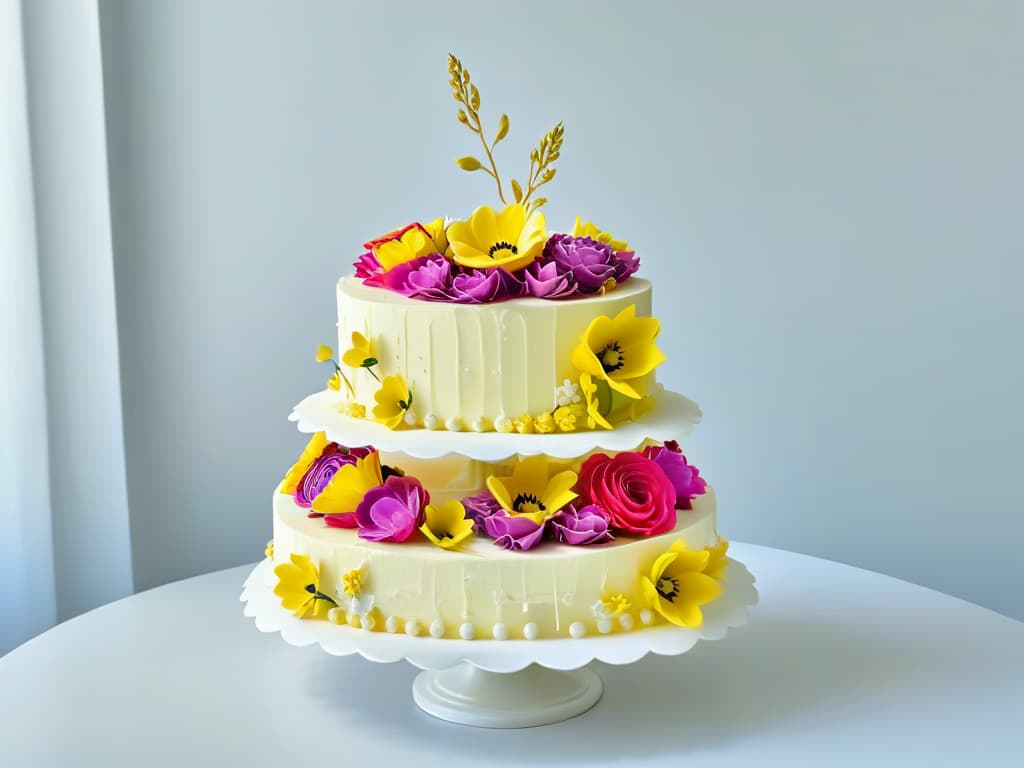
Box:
left=411, top=662, right=603, bottom=728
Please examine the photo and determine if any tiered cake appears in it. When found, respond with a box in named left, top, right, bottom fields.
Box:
left=266, top=55, right=742, bottom=643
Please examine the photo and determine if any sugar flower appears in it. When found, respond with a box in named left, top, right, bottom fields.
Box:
left=524, top=259, right=577, bottom=299
left=450, top=267, right=524, bottom=303
left=640, top=540, right=722, bottom=628
left=264, top=540, right=274, bottom=559
left=389, top=253, right=456, bottom=300
left=553, top=404, right=583, bottom=433
left=593, top=593, right=631, bottom=619
left=534, top=412, right=555, bottom=433
left=548, top=504, right=614, bottom=545
left=554, top=379, right=582, bottom=407
left=419, top=499, right=475, bottom=549
left=273, top=553, right=337, bottom=619
left=313, top=451, right=384, bottom=527
left=481, top=511, right=546, bottom=551
left=641, top=441, right=707, bottom=509
left=354, top=250, right=383, bottom=284
left=447, top=203, right=546, bottom=272
left=577, top=451, right=677, bottom=536
left=571, top=304, right=665, bottom=400
left=364, top=220, right=445, bottom=272
left=315, top=344, right=334, bottom=363
left=355, top=475, right=428, bottom=542
left=486, top=455, right=578, bottom=525
left=342, top=568, right=363, bottom=598
left=373, top=375, right=413, bottom=430
left=460, top=490, right=504, bottom=529
left=543, top=234, right=620, bottom=294
left=580, top=373, right=613, bottom=430
left=572, top=216, right=629, bottom=254
left=294, top=442, right=375, bottom=508
left=703, top=537, right=730, bottom=581
left=279, top=431, right=329, bottom=495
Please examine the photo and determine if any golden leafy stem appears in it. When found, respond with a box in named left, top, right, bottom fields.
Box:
left=448, top=53, right=561, bottom=212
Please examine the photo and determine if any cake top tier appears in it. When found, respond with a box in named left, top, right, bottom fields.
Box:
left=351, top=54, right=640, bottom=306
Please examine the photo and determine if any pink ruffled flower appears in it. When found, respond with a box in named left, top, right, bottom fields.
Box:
left=577, top=452, right=677, bottom=536
left=354, top=476, right=428, bottom=542
left=548, top=504, right=614, bottom=545
left=294, top=443, right=374, bottom=509
left=641, top=441, right=707, bottom=509
left=353, top=251, right=384, bottom=286
left=524, top=259, right=577, bottom=299
left=481, top=511, right=546, bottom=551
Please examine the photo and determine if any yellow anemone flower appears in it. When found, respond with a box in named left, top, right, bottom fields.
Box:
left=703, top=538, right=730, bottom=581
left=341, top=332, right=379, bottom=379
left=446, top=203, right=546, bottom=272
left=273, top=553, right=337, bottom=619
left=486, top=456, right=578, bottom=525
left=424, top=217, right=448, bottom=254
left=279, top=431, right=329, bottom=495
left=311, top=452, right=383, bottom=515
left=419, top=500, right=475, bottom=549
left=372, top=375, right=413, bottom=430
left=572, top=216, right=629, bottom=253
left=315, top=344, right=334, bottom=363
left=571, top=304, right=666, bottom=400
left=372, top=223, right=439, bottom=271
left=640, top=540, right=723, bottom=629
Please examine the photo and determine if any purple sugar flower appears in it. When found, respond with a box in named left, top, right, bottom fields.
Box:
left=450, top=267, right=524, bottom=304
left=461, top=490, right=503, bottom=530
left=482, top=511, right=546, bottom=551
left=524, top=259, right=578, bottom=299
left=613, top=249, right=640, bottom=282
left=544, top=234, right=620, bottom=294
left=379, top=253, right=455, bottom=300
left=548, top=504, right=614, bottom=546
left=641, top=441, right=707, bottom=509
left=355, top=475, right=428, bottom=542
left=294, top=444, right=374, bottom=508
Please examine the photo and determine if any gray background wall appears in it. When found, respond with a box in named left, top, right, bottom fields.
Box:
left=98, top=0, right=1024, bottom=617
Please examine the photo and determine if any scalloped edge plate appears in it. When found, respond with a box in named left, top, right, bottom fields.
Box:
left=241, top=556, right=756, bottom=672
left=288, top=388, right=703, bottom=461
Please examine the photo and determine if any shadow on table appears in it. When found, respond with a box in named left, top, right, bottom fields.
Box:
left=303, top=610, right=949, bottom=762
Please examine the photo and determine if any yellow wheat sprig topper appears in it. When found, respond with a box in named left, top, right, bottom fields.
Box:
left=448, top=53, right=563, bottom=213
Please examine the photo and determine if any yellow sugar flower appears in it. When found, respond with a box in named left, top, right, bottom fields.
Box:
left=338, top=401, right=367, bottom=419
left=553, top=405, right=581, bottom=433
left=703, top=538, right=730, bottom=581
left=372, top=223, right=440, bottom=271
left=640, top=540, right=723, bottom=629
left=311, top=451, right=383, bottom=515
left=600, top=593, right=631, bottom=617
left=316, top=344, right=334, bottom=363
left=580, top=373, right=613, bottom=430
left=486, top=455, right=578, bottom=524
left=513, top=414, right=535, bottom=434
left=534, top=412, right=555, bottom=434
left=446, top=203, right=546, bottom=272
left=419, top=500, right=475, bottom=549
left=424, top=216, right=448, bottom=254
left=572, top=216, right=629, bottom=253
left=264, top=540, right=274, bottom=559
left=571, top=304, right=666, bottom=400
left=273, top=553, right=337, bottom=619
left=326, top=371, right=342, bottom=391
left=280, top=431, right=329, bottom=495
left=342, top=331, right=376, bottom=368
left=373, top=375, right=413, bottom=430
left=342, top=568, right=364, bottom=598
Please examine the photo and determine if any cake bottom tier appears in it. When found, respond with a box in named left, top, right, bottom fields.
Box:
left=271, top=489, right=718, bottom=641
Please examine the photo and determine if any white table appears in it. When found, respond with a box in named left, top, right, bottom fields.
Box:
left=2, top=543, right=1022, bottom=767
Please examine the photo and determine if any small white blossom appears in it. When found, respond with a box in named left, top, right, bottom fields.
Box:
left=554, top=379, right=582, bottom=408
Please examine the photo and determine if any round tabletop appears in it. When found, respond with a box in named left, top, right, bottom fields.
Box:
left=2, top=543, right=1022, bottom=767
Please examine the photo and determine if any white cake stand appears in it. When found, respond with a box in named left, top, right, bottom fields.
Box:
left=241, top=556, right=757, bottom=728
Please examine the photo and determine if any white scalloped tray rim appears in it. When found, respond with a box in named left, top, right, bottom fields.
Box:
left=288, top=387, right=703, bottom=461
left=241, top=556, right=756, bottom=672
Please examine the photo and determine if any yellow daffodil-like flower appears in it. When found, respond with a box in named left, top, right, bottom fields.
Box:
left=342, top=568, right=363, bottom=598
left=513, top=414, right=535, bottom=434
left=486, top=456, right=578, bottom=525
left=703, top=538, right=730, bottom=581
left=534, top=412, right=555, bottom=434
left=341, top=332, right=379, bottom=381
left=265, top=540, right=274, bottom=559
left=279, top=431, right=329, bottom=495
left=572, top=216, right=629, bottom=253
left=273, top=553, right=337, bottom=619
left=446, top=203, right=546, bottom=272
left=326, top=371, right=341, bottom=391
left=316, top=344, right=334, bottom=363
left=571, top=305, right=665, bottom=400
left=580, top=373, right=613, bottom=430
left=311, top=452, right=383, bottom=515
left=419, top=500, right=475, bottom=550
left=371, top=222, right=442, bottom=271
left=338, top=401, right=367, bottom=418
left=600, top=593, right=631, bottom=617
left=372, top=375, right=413, bottom=430
left=640, top=540, right=723, bottom=629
